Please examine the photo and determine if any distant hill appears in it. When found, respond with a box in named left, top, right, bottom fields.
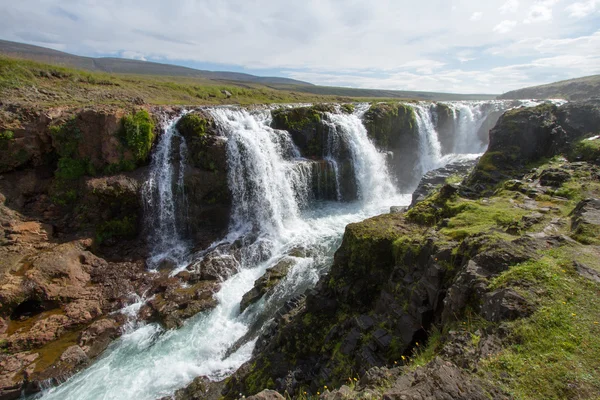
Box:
left=498, top=75, right=600, bottom=101
left=266, top=83, right=498, bottom=101
left=0, top=39, right=499, bottom=101
left=0, top=39, right=311, bottom=86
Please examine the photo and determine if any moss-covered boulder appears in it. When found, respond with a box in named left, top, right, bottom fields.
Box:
left=363, top=103, right=419, bottom=190
left=467, top=100, right=600, bottom=189
left=175, top=111, right=231, bottom=244
left=271, top=105, right=335, bottom=158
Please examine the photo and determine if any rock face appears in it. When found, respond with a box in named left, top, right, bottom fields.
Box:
left=240, top=258, right=294, bottom=313
left=270, top=105, right=358, bottom=201
left=467, top=99, right=600, bottom=189
left=363, top=103, right=419, bottom=190
left=197, top=100, right=600, bottom=400
left=175, top=111, right=231, bottom=245
left=410, top=157, right=478, bottom=207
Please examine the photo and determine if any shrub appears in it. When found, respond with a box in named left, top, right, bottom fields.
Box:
left=119, top=110, right=155, bottom=162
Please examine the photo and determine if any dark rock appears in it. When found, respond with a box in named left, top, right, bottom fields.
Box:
left=570, top=198, right=600, bottom=244
left=538, top=168, right=571, bottom=187
left=481, top=288, right=533, bottom=322
left=575, top=261, right=600, bottom=283
left=410, top=158, right=477, bottom=207
left=171, top=375, right=225, bottom=400
left=363, top=103, right=420, bottom=190
left=382, top=358, right=503, bottom=400
left=240, top=258, right=294, bottom=312
left=246, top=390, right=285, bottom=400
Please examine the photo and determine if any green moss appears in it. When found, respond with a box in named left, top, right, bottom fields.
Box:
left=364, top=102, right=417, bottom=149
left=0, top=130, right=14, bottom=141
left=50, top=117, right=81, bottom=157
left=341, top=103, right=355, bottom=114
left=95, top=215, right=137, bottom=244
left=118, top=110, right=155, bottom=163
left=54, top=157, right=91, bottom=180
left=177, top=113, right=209, bottom=139
left=568, top=137, right=600, bottom=163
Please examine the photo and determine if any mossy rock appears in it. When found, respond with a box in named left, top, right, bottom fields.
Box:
left=363, top=102, right=417, bottom=150
left=271, top=105, right=333, bottom=158
left=117, top=110, right=155, bottom=164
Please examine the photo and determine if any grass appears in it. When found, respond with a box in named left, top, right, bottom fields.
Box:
left=0, top=55, right=391, bottom=107
left=483, top=245, right=600, bottom=399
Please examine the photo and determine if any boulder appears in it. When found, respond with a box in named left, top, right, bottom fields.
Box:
left=240, top=258, right=294, bottom=312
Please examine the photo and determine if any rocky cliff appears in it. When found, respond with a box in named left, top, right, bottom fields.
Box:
left=194, top=100, right=600, bottom=400
left=0, top=104, right=231, bottom=399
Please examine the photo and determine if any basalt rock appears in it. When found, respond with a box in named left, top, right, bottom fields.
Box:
left=240, top=257, right=295, bottom=313
left=271, top=105, right=336, bottom=159
left=364, top=103, right=419, bottom=190
left=467, top=100, right=600, bottom=189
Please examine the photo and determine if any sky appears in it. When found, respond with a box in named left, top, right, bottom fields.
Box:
left=0, top=0, right=599, bottom=94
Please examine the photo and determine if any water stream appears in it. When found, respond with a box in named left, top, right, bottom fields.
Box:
left=37, top=100, right=541, bottom=400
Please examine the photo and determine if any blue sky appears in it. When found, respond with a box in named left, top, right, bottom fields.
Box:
left=1, top=0, right=599, bottom=94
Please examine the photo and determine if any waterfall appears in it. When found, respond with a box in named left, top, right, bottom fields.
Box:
left=442, top=101, right=507, bottom=154
left=209, top=108, right=304, bottom=236
left=33, top=104, right=424, bottom=400
left=412, top=103, right=444, bottom=176
left=142, top=113, right=189, bottom=270
left=324, top=104, right=397, bottom=203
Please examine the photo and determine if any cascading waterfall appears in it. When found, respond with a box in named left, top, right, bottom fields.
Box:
left=142, top=114, right=190, bottom=270
left=324, top=104, right=397, bottom=202
left=443, top=101, right=506, bottom=154
left=39, top=105, right=407, bottom=400
left=412, top=103, right=444, bottom=176
left=39, top=99, right=536, bottom=400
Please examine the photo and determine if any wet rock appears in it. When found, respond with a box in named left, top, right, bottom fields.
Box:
left=240, top=258, right=294, bottom=312
left=192, top=246, right=240, bottom=281
left=410, top=158, right=477, bottom=207
left=147, top=279, right=219, bottom=329
left=78, top=318, right=120, bottom=358
left=0, top=352, right=38, bottom=400
left=390, top=206, right=407, bottom=213
left=171, top=375, right=225, bottom=400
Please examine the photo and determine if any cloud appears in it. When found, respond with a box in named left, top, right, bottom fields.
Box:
left=499, top=0, right=520, bottom=13
left=0, top=0, right=597, bottom=94
left=120, top=51, right=147, bottom=61
left=524, top=0, right=556, bottom=23
left=493, top=20, right=518, bottom=33
left=470, top=12, right=483, bottom=21
left=565, top=0, right=600, bottom=17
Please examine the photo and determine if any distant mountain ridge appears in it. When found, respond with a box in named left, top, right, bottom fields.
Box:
left=498, top=75, right=600, bottom=101
left=0, top=39, right=312, bottom=86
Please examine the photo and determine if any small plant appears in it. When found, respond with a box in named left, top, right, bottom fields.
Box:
left=119, top=110, right=155, bottom=162
left=0, top=130, right=14, bottom=140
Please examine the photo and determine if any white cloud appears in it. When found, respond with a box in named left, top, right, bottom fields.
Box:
left=0, top=0, right=597, bottom=94
left=500, top=0, right=520, bottom=13
left=566, top=0, right=600, bottom=17
left=524, top=0, right=556, bottom=23
left=120, top=51, right=147, bottom=61
left=470, top=11, right=483, bottom=20
left=493, top=20, right=518, bottom=33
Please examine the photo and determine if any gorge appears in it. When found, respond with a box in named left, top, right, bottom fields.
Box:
left=1, top=98, right=598, bottom=400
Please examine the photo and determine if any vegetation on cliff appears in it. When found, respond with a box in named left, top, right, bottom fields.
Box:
left=221, top=100, right=600, bottom=400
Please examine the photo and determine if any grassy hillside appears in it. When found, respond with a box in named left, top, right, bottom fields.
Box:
left=0, top=56, right=351, bottom=106
left=0, top=39, right=311, bottom=86
left=498, top=74, right=600, bottom=101
left=268, top=83, right=498, bottom=101
left=0, top=40, right=499, bottom=102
